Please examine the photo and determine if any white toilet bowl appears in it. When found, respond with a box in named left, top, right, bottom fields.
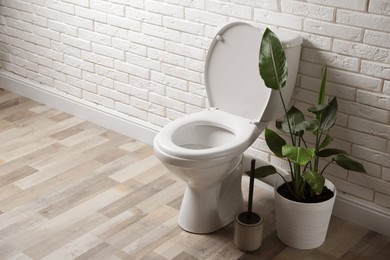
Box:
left=154, top=109, right=266, bottom=233
left=153, top=22, right=302, bottom=233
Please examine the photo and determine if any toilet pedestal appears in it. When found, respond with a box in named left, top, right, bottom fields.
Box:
left=177, top=159, right=244, bottom=234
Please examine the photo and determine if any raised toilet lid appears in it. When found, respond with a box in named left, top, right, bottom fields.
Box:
left=205, top=22, right=272, bottom=122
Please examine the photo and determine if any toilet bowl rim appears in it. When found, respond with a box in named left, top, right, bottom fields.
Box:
left=153, top=110, right=260, bottom=160
left=153, top=143, right=240, bottom=169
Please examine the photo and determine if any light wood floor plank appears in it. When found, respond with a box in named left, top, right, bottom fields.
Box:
left=0, top=89, right=389, bottom=259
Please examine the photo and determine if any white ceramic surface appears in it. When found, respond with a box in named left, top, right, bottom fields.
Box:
left=177, top=159, right=244, bottom=233
left=275, top=179, right=337, bottom=249
left=205, top=22, right=302, bottom=122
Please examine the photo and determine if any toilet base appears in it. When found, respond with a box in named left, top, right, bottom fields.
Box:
left=177, top=161, right=244, bottom=234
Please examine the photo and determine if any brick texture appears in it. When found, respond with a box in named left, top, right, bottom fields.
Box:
left=0, top=0, right=389, bottom=210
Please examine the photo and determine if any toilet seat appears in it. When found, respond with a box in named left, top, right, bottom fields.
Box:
left=154, top=23, right=274, bottom=162
left=205, top=22, right=272, bottom=122
left=153, top=109, right=261, bottom=161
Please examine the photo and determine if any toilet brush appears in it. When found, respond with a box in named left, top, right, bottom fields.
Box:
left=234, top=159, right=264, bottom=251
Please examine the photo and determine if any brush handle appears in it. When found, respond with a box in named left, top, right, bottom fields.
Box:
left=247, top=159, right=256, bottom=218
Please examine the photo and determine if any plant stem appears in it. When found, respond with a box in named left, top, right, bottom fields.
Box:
left=287, top=159, right=294, bottom=180
left=278, top=89, right=295, bottom=146
left=314, top=132, right=323, bottom=173
left=301, top=136, right=308, bottom=148
left=293, top=163, right=305, bottom=201
left=320, top=158, right=335, bottom=175
left=277, top=172, right=295, bottom=196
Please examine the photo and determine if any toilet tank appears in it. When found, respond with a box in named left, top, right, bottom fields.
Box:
left=260, top=29, right=302, bottom=122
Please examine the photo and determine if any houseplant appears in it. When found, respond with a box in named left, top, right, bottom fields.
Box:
left=250, top=28, right=366, bottom=249
left=234, top=159, right=264, bottom=252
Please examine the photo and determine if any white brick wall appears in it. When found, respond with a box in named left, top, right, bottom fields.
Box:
left=0, top=0, right=389, bottom=210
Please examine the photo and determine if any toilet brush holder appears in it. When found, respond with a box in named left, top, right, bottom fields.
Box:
left=234, top=211, right=264, bottom=251
left=234, top=159, right=263, bottom=251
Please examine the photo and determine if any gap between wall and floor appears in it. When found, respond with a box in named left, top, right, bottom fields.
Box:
left=1, top=71, right=389, bottom=238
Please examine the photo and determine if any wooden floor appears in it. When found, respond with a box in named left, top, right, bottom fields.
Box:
left=0, top=89, right=389, bottom=260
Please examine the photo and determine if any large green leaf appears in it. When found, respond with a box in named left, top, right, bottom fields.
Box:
left=259, top=28, right=288, bottom=90
left=308, top=104, right=328, bottom=114
left=282, top=144, right=315, bottom=166
left=245, top=165, right=278, bottom=179
left=280, top=106, right=306, bottom=135
left=293, top=122, right=309, bottom=137
left=303, top=170, right=325, bottom=195
left=317, top=65, right=327, bottom=106
left=275, top=120, right=284, bottom=132
left=320, top=97, right=338, bottom=131
left=318, top=135, right=333, bottom=149
left=297, top=119, right=319, bottom=133
left=335, top=154, right=366, bottom=173
left=265, top=128, right=286, bottom=157
left=313, top=65, right=328, bottom=122
left=317, top=148, right=347, bottom=157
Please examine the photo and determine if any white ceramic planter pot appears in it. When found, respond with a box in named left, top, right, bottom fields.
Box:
left=275, top=179, right=336, bottom=249
left=234, top=212, right=264, bottom=252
